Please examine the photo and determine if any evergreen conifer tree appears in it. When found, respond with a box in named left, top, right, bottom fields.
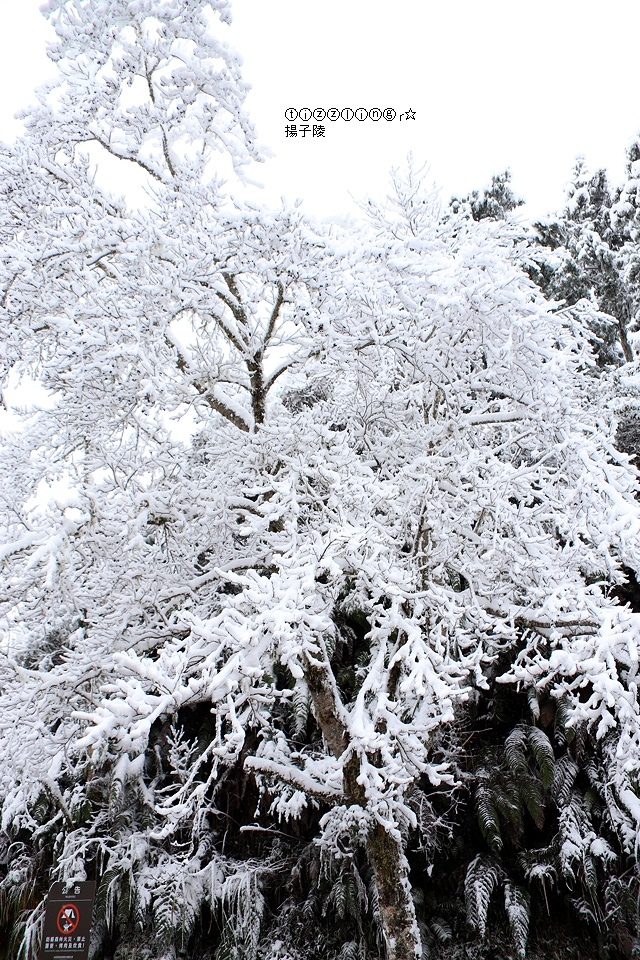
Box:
left=532, top=158, right=635, bottom=364
left=451, top=169, right=524, bottom=222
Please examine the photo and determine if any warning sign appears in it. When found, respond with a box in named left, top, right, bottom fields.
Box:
left=57, top=903, right=80, bottom=934
left=39, top=881, right=95, bottom=960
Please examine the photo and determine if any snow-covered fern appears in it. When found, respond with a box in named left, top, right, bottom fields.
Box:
left=503, top=880, right=530, bottom=958
left=464, top=853, right=503, bottom=939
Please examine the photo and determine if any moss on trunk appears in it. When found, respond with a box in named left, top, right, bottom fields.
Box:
left=366, top=821, right=421, bottom=960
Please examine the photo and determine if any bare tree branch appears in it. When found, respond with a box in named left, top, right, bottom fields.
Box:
left=264, top=281, right=285, bottom=345
left=164, top=333, right=251, bottom=431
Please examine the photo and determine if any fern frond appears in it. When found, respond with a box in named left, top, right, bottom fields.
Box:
left=152, top=883, right=180, bottom=947
left=430, top=917, right=452, bottom=945
left=0, top=852, right=38, bottom=924
left=325, top=873, right=347, bottom=920
left=291, top=680, right=311, bottom=738
left=108, top=772, right=126, bottom=817
left=554, top=695, right=575, bottom=745
left=111, top=804, right=135, bottom=840
left=517, top=847, right=557, bottom=893
left=464, top=854, right=503, bottom=939
left=505, top=726, right=529, bottom=781
left=152, top=860, right=205, bottom=952
left=137, top=796, right=156, bottom=832
left=30, top=790, right=51, bottom=826
left=217, top=868, right=264, bottom=960
left=417, top=919, right=431, bottom=960
left=590, top=836, right=616, bottom=868
left=366, top=868, right=381, bottom=924
left=475, top=779, right=503, bottom=853
left=528, top=726, right=555, bottom=789
left=558, top=790, right=594, bottom=884
left=583, top=787, right=604, bottom=819
left=569, top=896, right=598, bottom=925
left=338, top=941, right=360, bottom=960
left=583, top=758, right=603, bottom=792
left=604, top=873, right=638, bottom=930
left=115, top=869, right=136, bottom=928
left=96, top=868, right=121, bottom=934
left=342, top=869, right=361, bottom=921
left=302, top=894, right=317, bottom=923
left=11, top=899, right=46, bottom=960
left=518, top=773, right=544, bottom=830
left=323, top=626, right=338, bottom=659
left=583, top=853, right=598, bottom=893
left=503, top=881, right=530, bottom=958
left=551, top=753, right=579, bottom=807
left=349, top=862, right=369, bottom=915
left=492, top=778, right=522, bottom=828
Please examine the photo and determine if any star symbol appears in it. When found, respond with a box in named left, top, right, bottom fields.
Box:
left=403, top=108, right=416, bottom=120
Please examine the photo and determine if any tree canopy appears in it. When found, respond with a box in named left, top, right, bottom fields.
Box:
left=1, top=4, right=640, bottom=960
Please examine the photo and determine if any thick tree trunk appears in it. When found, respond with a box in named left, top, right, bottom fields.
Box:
left=366, top=822, right=421, bottom=960
left=304, top=646, right=421, bottom=960
left=248, top=351, right=267, bottom=426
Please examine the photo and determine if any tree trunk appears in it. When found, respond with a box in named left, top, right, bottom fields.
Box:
left=248, top=351, right=267, bottom=427
left=304, top=646, right=421, bottom=960
left=619, top=314, right=634, bottom=363
left=366, top=821, right=421, bottom=960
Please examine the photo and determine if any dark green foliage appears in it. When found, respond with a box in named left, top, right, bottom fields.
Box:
left=474, top=777, right=505, bottom=853
left=6, top=670, right=636, bottom=960
left=475, top=724, right=553, bottom=847
left=19, top=618, right=82, bottom=672
left=405, top=675, right=639, bottom=960
left=551, top=753, right=579, bottom=807
left=527, top=729, right=554, bottom=791
left=616, top=411, right=640, bottom=470
left=3, top=676, right=638, bottom=960
left=265, top=844, right=382, bottom=960
left=0, top=843, right=44, bottom=960
left=505, top=726, right=529, bottom=781
left=451, top=170, right=524, bottom=221
left=529, top=154, right=639, bottom=366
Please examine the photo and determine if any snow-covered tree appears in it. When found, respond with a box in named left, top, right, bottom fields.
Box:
left=450, top=169, right=524, bottom=222
left=30, top=0, right=262, bottom=185
left=2, top=7, right=640, bottom=960
left=532, top=158, right=636, bottom=365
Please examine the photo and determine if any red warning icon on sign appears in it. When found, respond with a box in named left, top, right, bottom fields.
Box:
left=56, top=903, right=80, bottom=934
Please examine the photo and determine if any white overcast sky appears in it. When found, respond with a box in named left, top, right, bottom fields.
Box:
left=1, top=0, right=640, bottom=222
